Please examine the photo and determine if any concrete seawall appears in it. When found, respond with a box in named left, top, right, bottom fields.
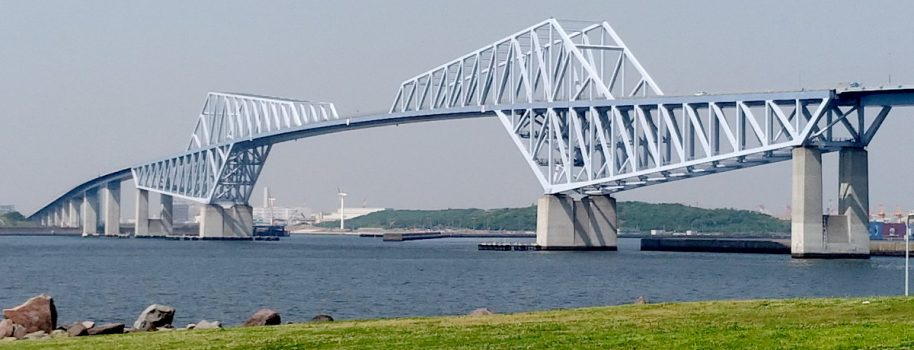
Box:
left=642, top=238, right=914, bottom=257
left=0, top=227, right=81, bottom=236
left=641, top=238, right=790, bottom=254
left=871, top=241, right=914, bottom=256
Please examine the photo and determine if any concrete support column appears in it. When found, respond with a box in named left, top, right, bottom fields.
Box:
left=102, top=182, right=121, bottom=236
left=790, top=147, right=824, bottom=257
left=59, top=206, right=68, bottom=228
left=52, top=207, right=60, bottom=227
left=135, top=189, right=149, bottom=236
left=82, top=190, right=99, bottom=236
left=199, top=205, right=224, bottom=238
left=838, top=147, right=870, bottom=253
left=160, top=194, right=173, bottom=236
left=225, top=205, right=253, bottom=238
left=536, top=194, right=617, bottom=250
left=199, top=204, right=253, bottom=238
left=68, top=199, right=79, bottom=228
left=791, top=146, right=869, bottom=258
left=791, top=147, right=823, bottom=257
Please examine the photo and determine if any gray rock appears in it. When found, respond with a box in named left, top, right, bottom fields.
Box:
left=1, top=337, right=16, bottom=342
left=133, top=304, right=175, bottom=331
left=634, top=296, right=648, bottom=305
left=81, top=321, right=95, bottom=329
left=23, top=330, right=47, bottom=340
left=194, top=320, right=222, bottom=330
left=87, top=323, right=124, bottom=336
left=0, top=319, right=13, bottom=338
left=2, top=294, right=57, bottom=334
left=50, top=329, right=68, bottom=338
left=12, top=324, right=27, bottom=339
left=468, top=308, right=494, bottom=316
left=185, top=323, right=196, bottom=330
left=243, top=309, right=281, bottom=327
left=310, top=314, right=334, bottom=323
left=66, top=323, right=89, bottom=337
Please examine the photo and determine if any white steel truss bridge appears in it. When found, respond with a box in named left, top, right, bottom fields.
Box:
left=29, top=19, right=914, bottom=247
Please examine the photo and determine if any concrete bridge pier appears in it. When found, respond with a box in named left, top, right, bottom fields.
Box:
left=56, top=205, right=67, bottom=228
left=135, top=189, right=149, bottom=236
left=49, top=207, right=57, bottom=227
left=67, top=199, right=79, bottom=228
left=82, top=190, right=100, bottom=236
left=102, top=182, right=121, bottom=235
left=199, top=204, right=254, bottom=238
left=791, top=147, right=870, bottom=259
left=536, top=194, right=618, bottom=250
left=135, top=190, right=173, bottom=236
left=160, top=195, right=173, bottom=236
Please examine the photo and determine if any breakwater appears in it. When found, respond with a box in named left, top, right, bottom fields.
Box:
left=641, top=237, right=914, bottom=257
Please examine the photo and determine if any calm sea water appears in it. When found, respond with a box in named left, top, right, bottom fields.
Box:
left=0, top=235, right=907, bottom=326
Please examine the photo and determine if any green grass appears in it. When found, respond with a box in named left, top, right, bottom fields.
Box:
left=4, top=297, right=914, bottom=349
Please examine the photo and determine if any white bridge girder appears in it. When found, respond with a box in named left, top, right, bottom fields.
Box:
left=27, top=18, right=914, bottom=221
left=491, top=93, right=891, bottom=194
left=132, top=93, right=337, bottom=205
left=388, top=19, right=896, bottom=195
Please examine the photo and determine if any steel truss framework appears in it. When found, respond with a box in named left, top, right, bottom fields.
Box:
left=493, top=92, right=891, bottom=194
left=28, top=18, right=914, bottom=221
left=388, top=18, right=899, bottom=194
left=133, top=93, right=337, bottom=204
left=391, top=19, right=662, bottom=113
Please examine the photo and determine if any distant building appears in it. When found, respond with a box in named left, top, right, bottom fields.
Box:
left=254, top=206, right=313, bottom=225
left=0, top=205, right=15, bottom=215
left=315, top=207, right=385, bottom=223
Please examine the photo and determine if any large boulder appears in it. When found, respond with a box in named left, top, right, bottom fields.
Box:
left=66, top=323, right=89, bottom=337
left=133, top=304, right=175, bottom=331
left=11, top=324, right=27, bottom=339
left=23, top=330, right=47, bottom=340
left=310, top=314, right=334, bottom=323
left=2, top=294, right=57, bottom=333
left=468, top=308, right=494, bottom=316
left=0, top=319, right=13, bottom=338
left=194, top=320, right=222, bottom=330
left=243, top=309, right=281, bottom=327
left=87, top=323, right=124, bottom=336
left=50, top=329, right=68, bottom=338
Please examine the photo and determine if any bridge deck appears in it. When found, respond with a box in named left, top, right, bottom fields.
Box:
left=28, top=86, right=914, bottom=219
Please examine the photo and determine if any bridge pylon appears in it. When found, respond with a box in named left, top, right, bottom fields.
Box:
left=536, top=194, right=618, bottom=250
left=791, top=146, right=870, bottom=258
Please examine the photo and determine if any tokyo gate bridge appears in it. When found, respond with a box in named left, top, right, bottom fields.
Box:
left=29, top=19, right=914, bottom=258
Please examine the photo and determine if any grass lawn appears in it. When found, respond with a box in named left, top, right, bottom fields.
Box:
left=3, top=297, right=914, bottom=349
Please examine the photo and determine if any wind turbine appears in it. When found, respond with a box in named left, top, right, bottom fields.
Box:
left=337, top=187, right=348, bottom=231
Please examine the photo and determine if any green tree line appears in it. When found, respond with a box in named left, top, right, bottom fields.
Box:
left=317, top=201, right=789, bottom=234
left=0, top=211, right=32, bottom=227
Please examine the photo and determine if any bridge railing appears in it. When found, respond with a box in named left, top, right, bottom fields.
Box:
left=389, top=19, right=662, bottom=114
